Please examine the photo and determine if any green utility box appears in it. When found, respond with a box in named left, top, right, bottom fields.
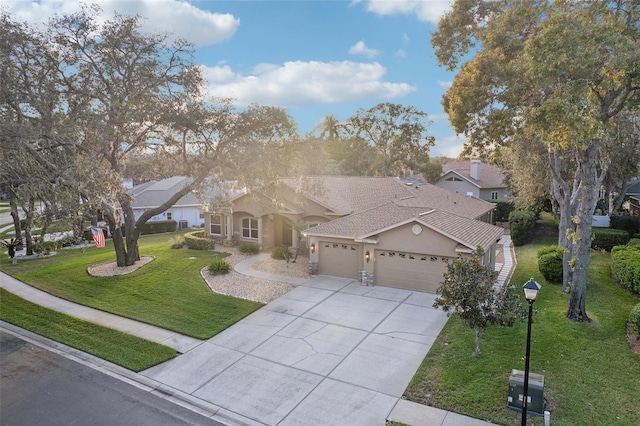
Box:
left=507, top=369, right=545, bottom=416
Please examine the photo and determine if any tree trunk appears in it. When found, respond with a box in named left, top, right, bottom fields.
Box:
left=9, top=191, right=23, bottom=250
left=566, top=144, right=600, bottom=322
left=549, top=150, right=575, bottom=292
left=474, top=328, right=482, bottom=356
left=23, top=197, right=35, bottom=256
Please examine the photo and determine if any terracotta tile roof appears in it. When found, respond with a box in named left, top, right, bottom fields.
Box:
left=442, top=161, right=507, bottom=189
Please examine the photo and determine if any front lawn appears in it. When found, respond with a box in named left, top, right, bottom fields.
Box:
left=0, top=288, right=176, bottom=371
left=405, top=226, right=640, bottom=425
left=0, top=233, right=262, bottom=339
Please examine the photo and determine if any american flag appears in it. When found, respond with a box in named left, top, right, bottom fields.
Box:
left=90, top=227, right=106, bottom=248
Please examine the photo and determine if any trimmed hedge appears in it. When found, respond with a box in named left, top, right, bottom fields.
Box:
left=592, top=228, right=630, bottom=252
left=184, top=230, right=216, bottom=250
left=110, top=220, right=178, bottom=237
left=142, top=219, right=177, bottom=234
left=610, top=245, right=640, bottom=295
left=492, top=200, right=515, bottom=222
left=537, top=245, right=563, bottom=259
left=629, top=238, right=640, bottom=247
left=630, top=303, right=640, bottom=335
left=509, top=210, right=536, bottom=246
left=538, top=252, right=563, bottom=284
left=610, top=215, right=640, bottom=237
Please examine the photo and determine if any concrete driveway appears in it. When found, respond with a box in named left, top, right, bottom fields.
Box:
left=142, top=275, right=450, bottom=426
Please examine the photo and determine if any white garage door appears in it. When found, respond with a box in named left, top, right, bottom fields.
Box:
left=374, top=250, right=450, bottom=293
left=319, top=241, right=359, bottom=279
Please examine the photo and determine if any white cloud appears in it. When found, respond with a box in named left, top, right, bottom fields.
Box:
left=201, top=61, right=416, bottom=107
left=3, top=0, right=239, bottom=46
left=394, top=49, right=407, bottom=58
left=437, top=80, right=453, bottom=88
left=364, top=0, right=452, bottom=24
left=348, top=40, right=381, bottom=59
left=403, top=33, right=410, bottom=44
left=434, top=134, right=466, bottom=158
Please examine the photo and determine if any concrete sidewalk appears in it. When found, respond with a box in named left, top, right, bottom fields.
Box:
left=0, top=255, right=503, bottom=426
left=0, top=272, right=201, bottom=354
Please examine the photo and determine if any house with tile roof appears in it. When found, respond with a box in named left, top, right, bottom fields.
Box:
left=202, top=176, right=502, bottom=293
left=436, top=159, right=510, bottom=201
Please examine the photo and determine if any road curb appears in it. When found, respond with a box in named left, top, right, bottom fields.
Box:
left=0, top=321, right=261, bottom=426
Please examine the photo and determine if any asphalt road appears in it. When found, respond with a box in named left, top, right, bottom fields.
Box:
left=0, top=331, right=224, bottom=426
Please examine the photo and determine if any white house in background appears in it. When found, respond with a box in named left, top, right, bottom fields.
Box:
left=436, top=159, right=511, bottom=201
left=129, top=176, right=204, bottom=229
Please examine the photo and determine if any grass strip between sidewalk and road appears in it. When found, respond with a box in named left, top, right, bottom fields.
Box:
left=404, top=215, right=640, bottom=426
left=0, top=232, right=262, bottom=339
left=0, top=288, right=176, bottom=372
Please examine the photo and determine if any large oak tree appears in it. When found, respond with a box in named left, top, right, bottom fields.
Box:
left=433, top=0, right=639, bottom=321
left=2, top=7, right=296, bottom=267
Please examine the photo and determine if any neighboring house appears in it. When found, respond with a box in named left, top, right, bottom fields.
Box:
left=624, top=179, right=640, bottom=215
left=129, top=176, right=205, bottom=229
left=202, top=176, right=503, bottom=293
left=436, top=159, right=510, bottom=201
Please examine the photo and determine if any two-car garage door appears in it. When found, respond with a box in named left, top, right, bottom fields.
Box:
left=374, top=250, right=450, bottom=293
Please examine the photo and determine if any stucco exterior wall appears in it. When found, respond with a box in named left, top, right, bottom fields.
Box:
left=436, top=174, right=479, bottom=198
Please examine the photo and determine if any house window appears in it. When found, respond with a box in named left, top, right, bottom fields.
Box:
left=491, top=191, right=499, bottom=200
left=445, top=176, right=463, bottom=182
left=210, top=215, right=222, bottom=235
left=242, top=217, right=258, bottom=239
left=166, top=212, right=172, bottom=220
left=199, top=212, right=205, bottom=219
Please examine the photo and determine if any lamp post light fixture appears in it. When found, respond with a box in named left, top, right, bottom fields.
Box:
left=521, top=278, right=541, bottom=426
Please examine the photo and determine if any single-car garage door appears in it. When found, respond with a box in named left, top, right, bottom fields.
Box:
left=319, top=241, right=359, bottom=279
left=374, top=250, right=450, bottom=293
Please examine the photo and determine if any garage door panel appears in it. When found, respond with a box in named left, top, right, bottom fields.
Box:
left=319, top=242, right=359, bottom=279
left=374, top=250, right=449, bottom=293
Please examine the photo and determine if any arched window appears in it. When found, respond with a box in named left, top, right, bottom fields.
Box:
left=242, top=217, right=258, bottom=239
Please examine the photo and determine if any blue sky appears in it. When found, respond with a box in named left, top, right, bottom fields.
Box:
left=6, top=0, right=464, bottom=157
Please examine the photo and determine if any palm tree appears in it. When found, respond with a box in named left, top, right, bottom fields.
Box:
left=315, top=114, right=341, bottom=140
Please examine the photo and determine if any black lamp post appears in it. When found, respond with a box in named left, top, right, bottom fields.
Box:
left=521, top=278, right=541, bottom=426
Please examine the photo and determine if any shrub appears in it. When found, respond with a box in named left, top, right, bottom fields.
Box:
left=591, top=228, right=630, bottom=252
left=239, top=243, right=259, bottom=255
left=208, top=257, right=231, bottom=275
left=493, top=200, right=515, bottom=222
left=538, top=252, right=564, bottom=284
left=141, top=219, right=177, bottom=235
left=271, top=246, right=291, bottom=260
left=630, top=303, right=640, bottom=335
left=184, top=230, right=216, bottom=250
left=629, top=238, right=640, bottom=247
left=610, top=215, right=640, bottom=237
left=509, top=210, right=536, bottom=246
left=537, top=245, right=563, bottom=259
left=168, top=235, right=185, bottom=249
left=33, top=240, right=58, bottom=255
left=610, top=245, right=640, bottom=295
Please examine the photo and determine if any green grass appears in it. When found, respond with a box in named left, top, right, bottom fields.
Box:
left=0, top=233, right=262, bottom=339
left=0, top=288, right=176, bottom=371
left=405, top=217, right=640, bottom=425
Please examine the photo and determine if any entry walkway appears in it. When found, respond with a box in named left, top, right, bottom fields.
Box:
left=0, top=249, right=511, bottom=425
